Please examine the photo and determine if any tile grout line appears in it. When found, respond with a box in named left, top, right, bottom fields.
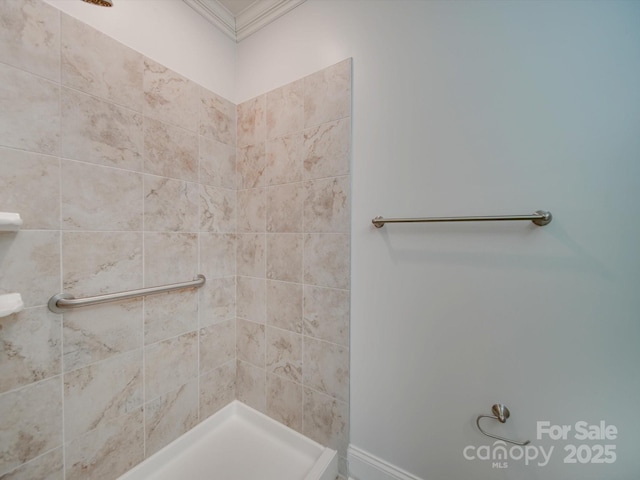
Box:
left=141, top=108, right=147, bottom=459
left=57, top=9, right=66, bottom=475
left=234, top=104, right=240, bottom=407
left=300, top=86, right=307, bottom=437
left=260, top=100, right=267, bottom=416
left=196, top=120, right=203, bottom=425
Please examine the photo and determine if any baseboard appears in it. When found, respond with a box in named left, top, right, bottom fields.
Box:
left=347, top=445, right=423, bottom=480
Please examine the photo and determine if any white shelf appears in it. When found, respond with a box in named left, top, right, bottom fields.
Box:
left=0, top=212, right=23, bottom=231
left=0, top=293, right=24, bottom=318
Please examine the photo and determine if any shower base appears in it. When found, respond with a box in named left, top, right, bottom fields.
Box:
left=118, top=400, right=337, bottom=480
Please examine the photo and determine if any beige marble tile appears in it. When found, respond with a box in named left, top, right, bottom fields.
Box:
left=266, top=374, right=302, bottom=433
left=199, top=233, right=236, bottom=280
left=144, top=117, right=198, bottom=182
left=304, top=286, right=349, bottom=347
left=303, top=337, right=349, bottom=402
left=236, top=360, right=265, bottom=413
left=0, top=64, right=59, bottom=155
left=144, top=380, right=198, bottom=457
left=237, top=234, right=265, bottom=278
left=265, top=133, right=304, bottom=186
left=266, top=327, right=302, bottom=383
left=61, top=160, right=143, bottom=231
left=65, top=408, right=144, bottom=480
left=200, top=319, right=235, bottom=374
left=61, top=87, right=143, bottom=171
left=143, top=232, right=197, bottom=287
left=237, top=188, right=266, bottom=233
left=304, top=176, right=350, bottom=233
left=199, top=136, right=236, bottom=189
left=62, top=232, right=142, bottom=297
left=0, top=231, right=59, bottom=308
left=266, top=233, right=303, bottom=283
left=267, top=79, right=304, bottom=140
left=302, top=388, right=349, bottom=457
left=199, top=361, right=235, bottom=420
left=266, top=280, right=302, bottom=334
left=0, top=148, right=59, bottom=230
left=267, top=183, right=303, bottom=233
left=199, top=276, right=235, bottom=327
left=236, top=319, right=265, bottom=368
left=64, top=350, right=143, bottom=441
left=0, top=377, right=62, bottom=477
left=144, top=290, right=197, bottom=346
left=304, top=234, right=350, bottom=290
left=144, top=332, right=198, bottom=400
left=63, top=299, right=142, bottom=372
left=237, top=143, right=266, bottom=189
left=237, top=95, right=266, bottom=147
left=144, top=176, right=199, bottom=232
left=303, top=118, right=351, bottom=180
left=0, top=448, right=63, bottom=480
left=304, top=59, right=351, bottom=128
left=62, top=301, right=142, bottom=373
left=61, top=14, right=143, bottom=110
left=0, top=307, right=61, bottom=394
left=144, top=58, right=199, bottom=132
left=200, top=185, right=236, bottom=233
left=200, top=88, right=236, bottom=146
left=0, top=0, right=60, bottom=81
left=237, top=277, right=266, bottom=325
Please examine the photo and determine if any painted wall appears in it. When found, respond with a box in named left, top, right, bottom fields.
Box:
left=238, top=0, right=640, bottom=478
left=43, top=0, right=236, bottom=101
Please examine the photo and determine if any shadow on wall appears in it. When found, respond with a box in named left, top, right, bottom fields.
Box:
left=374, top=219, right=614, bottom=280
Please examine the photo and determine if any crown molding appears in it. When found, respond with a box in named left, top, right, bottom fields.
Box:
left=183, top=0, right=306, bottom=43
left=183, top=0, right=236, bottom=41
left=235, top=0, right=306, bottom=41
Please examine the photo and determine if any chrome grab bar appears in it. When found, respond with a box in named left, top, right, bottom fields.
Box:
left=476, top=404, right=531, bottom=446
left=372, top=210, right=552, bottom=228
left=48, top=275, right=206, bottom=313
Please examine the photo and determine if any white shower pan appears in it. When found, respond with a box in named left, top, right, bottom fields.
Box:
left=118, top=400, right=338, bottom=480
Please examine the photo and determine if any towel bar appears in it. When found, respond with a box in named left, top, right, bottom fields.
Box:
left=372, top=210, right=552, bottom=228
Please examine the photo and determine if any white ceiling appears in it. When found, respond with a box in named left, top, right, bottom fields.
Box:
left=183, top=0, right=306, bottom=43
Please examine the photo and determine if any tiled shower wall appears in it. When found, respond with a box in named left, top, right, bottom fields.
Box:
left=0, top=1, right=237, bottom=478
left=0, top=0, right=350, bottom=478
left=235, top=59, right=351, bottom=474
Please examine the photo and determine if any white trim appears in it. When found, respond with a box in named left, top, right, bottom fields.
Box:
left=235, top=0, right=306, bottom=41
left=182, top=0, right=236, bottom=41
left=348, top=445, right=424, bottom=480
left=182, top=0, right=306, bottom=42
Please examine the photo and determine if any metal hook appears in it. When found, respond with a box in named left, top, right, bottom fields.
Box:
left=476, top=404, right=530, bottom=446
